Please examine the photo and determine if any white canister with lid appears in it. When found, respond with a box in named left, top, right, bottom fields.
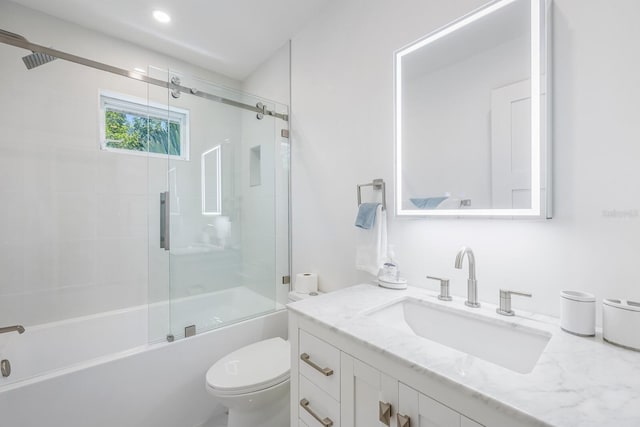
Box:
left=602, top=299, right=640, bottom=351
left=560, top=290, right=596, bottom=336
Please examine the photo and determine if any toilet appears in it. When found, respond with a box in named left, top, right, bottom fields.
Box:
left=206, top=337, right=290, bottom=427
left=205, top=292, right=317, bottom=427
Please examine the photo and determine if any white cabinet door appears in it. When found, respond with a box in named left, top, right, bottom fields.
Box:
left=398, top=383, right=460, bottom=427
left=341, top=353, right=399, bottom=427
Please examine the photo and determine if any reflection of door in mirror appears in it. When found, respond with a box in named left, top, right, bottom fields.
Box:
left=491, top=78, right=547, bottom=209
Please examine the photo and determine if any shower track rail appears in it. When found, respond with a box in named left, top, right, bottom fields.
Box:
left=0, top=29, right=288, bottom=121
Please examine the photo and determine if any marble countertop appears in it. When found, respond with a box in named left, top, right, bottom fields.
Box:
left=287, top=284, right=640, bottom=427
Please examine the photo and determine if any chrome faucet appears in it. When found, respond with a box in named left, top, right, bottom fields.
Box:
left=454, top=247, right=480, bottom=308
left=497, top=289, right=532, bottom=316
left=0, top=325, right=25, bottom=335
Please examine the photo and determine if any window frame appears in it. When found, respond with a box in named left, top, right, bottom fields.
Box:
left=99, top=90, right=190, bottom=161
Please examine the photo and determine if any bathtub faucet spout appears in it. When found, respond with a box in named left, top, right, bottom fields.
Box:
left=0, top=325, right=25, bottom=335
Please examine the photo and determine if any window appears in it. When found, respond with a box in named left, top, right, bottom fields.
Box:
left=99, top=91, right=189, bottom=160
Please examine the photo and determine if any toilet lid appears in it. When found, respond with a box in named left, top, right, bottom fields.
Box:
left=206, top=337, right=290, bottom=395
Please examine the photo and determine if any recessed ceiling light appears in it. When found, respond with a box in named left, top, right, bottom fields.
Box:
left=153, top=10, right=171, bottom=23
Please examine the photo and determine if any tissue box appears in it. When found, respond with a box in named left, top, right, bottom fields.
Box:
left=603, top=299, right=640, bottom=351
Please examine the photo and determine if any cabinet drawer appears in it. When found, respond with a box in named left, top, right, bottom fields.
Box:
left=419, top=392, right=460, bottom=426
left=299, top=419, right=310, bottom=427
left=299, top=330, right=341, bottom=399
left=299, top=374, right=341, bottom=427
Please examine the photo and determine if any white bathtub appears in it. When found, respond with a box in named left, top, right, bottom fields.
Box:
left=0, top=286, right=287, bottom=427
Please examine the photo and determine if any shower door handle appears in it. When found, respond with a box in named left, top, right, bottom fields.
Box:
left=160, top=191, right=170, bottom=251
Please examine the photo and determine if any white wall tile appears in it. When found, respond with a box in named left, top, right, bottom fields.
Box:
left=0, top=145, right=25, bottom=193
left=54, top=193, right=97, bottom=240
left=0, top=191, right=26, bottom=245
left=23, top=242, right=56, bottom=293
left=56, top=239, right=97, bottom=288
left=0, top=243, right=25, bottom=295
left=0, top=292, right=24, bottom=326
left=97, top=194, right=148, bottom=239
left=52, top=148, right=98, bottom=194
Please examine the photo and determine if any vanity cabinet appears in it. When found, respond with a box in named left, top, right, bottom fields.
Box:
left=341, top=353, right=399, bottom=427
left=290, top=316, right=487, bottom=427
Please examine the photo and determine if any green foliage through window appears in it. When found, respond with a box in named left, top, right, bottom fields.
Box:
left=105, top=109, right=181, bottom=156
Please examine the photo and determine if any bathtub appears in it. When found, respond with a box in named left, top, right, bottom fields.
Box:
left=0, top=286, right=287, bottom=427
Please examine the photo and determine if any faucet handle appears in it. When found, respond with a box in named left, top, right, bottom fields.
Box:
left=427, top=276, right=452, bottom=301
left=497, top=289, right=532, bottom=316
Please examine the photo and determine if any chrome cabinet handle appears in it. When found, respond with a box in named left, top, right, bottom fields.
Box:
left=300, top=398, right=334, bottom=427
left=300, top=353, right=334, bottom=376
left=397, top=413, right=411, bottom=427
left=379, top=401, right=392, bottom=426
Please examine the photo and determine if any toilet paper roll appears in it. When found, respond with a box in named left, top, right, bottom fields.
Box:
left=295, top=273, right=318, bottom=294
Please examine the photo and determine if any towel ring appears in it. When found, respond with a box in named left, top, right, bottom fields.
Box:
left=357, top=179, right=386, bottom=210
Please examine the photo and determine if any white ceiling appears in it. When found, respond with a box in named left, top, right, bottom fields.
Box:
left=9, top=0, right=331, bottom=79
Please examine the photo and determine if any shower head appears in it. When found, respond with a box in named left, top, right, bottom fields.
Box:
left=22, top=52, right=57, bottom=69
left=0, top=29, right=58, bottom=70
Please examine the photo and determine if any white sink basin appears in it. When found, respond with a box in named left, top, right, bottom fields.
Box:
left=365, top=297, right=551, bottom=374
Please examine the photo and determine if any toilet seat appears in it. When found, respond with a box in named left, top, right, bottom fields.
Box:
left=206, top=337, right=290, bottom=396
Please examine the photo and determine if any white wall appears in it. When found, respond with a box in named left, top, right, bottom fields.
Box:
left=243, top=42, right=291, bottom=105
left=290, top=0, right=640, bottom=322
left=242, top=43, right=292, bottom=305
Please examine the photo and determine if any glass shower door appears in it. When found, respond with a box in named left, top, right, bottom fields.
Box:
left=146, top=66, right=172, bottom=343
left=163, top=70, right=289, bottom=340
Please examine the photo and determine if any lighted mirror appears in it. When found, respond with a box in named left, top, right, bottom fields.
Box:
left=395, top=0, right=551, bottom=217
left=201, top=146, right=222, bottom=216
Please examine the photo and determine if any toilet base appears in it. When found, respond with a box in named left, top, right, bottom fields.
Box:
left=209, top=379, right=290, bottom=427
left=227, top=394, right=289, bottom=427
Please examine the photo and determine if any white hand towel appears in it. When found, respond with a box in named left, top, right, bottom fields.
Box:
left=355, top=204, right=387, bottom=275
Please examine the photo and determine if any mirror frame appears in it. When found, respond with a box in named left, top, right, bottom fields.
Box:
left=394, top=0, right=552, bottom=218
